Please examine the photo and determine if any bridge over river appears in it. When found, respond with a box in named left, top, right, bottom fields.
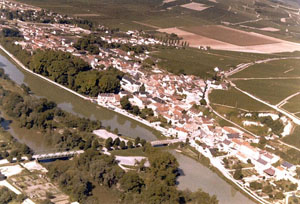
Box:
left=33, top=150, right=84, bottom=160
left=150, top=139, right=185, bottom=147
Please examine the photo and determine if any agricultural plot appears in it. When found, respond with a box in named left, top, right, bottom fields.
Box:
left=234, top=79, right=300, bottom=105
left=232, top=59, right=300, bottom=78
left=151, top=48, right=252, bottom=77
left=10, top=172, right=69, bottom=203
left=180, top=2, right=212, bottom=11
left=209, top=88, right=272, bottom=111
left=181, top=25, right=278, bottom=46
left=282, top=94, right=300, bottom=114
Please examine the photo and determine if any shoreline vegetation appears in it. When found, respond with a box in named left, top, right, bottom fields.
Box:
left=0, top=44, right=219, bottom=203
left=0, top=37, right=167, bottom=140
left=0, top=27, right=260, bottom=204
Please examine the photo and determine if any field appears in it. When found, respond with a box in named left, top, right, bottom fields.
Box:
left=209, top=88, right=272, bottom=111
left=180, top=2, right=211, bottom=12
left=211, top=105, right=271, bottom=136
left=181, top=25, right=278, bottom=46
left=232, top=59, right=300, bottom=78
left=150, top=48, right=268, bottom=77
left=282, top=126, right=300, bottom=148
left=234, top=79, right=300, bottom=105
left=282, top=94, right=300, bottom=114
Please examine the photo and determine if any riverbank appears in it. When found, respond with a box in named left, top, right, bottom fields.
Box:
left=0, top=42, right=258, bottom=203
left=178, top=146, right=262, bottom=204
left=0, top=45, right=163, bottom=141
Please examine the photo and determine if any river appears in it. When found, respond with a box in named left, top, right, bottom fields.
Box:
left=0, top=52, right=254, bottom=204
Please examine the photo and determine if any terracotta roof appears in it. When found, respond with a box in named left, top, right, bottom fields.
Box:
left=264, top=168, right=275, bottom=176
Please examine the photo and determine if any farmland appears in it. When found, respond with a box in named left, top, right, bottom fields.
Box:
left=181, top=25, right=278, bottom=46
left=231, top=59, right=300, bottom=78
left=282, top=94, right=300, bottom=114
left=234, top=79, right=300, bottom=105
left=209, top=88, right=272, bottom=112
left=211, top=105, right=272, bottom=136
left=150, top=48, right=273, bottom=77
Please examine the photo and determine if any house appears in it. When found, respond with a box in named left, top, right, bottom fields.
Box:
left=121, top=75, right=141, bottom=93
left=275, top=166, right=287, bottom=180
left=281, top=161, right=296, bottom=172
left=254, top=158, right=269, bottom=173
left=97, top=93, right=115, bottom=104
left=264, top=168, right=275, bottom=177
left=174, top=127, right=188, bottom=139
left=260, top=151, right=280, bottom=164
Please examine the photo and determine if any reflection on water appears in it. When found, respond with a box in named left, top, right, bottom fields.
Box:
left=0, top=52, right=254, bottom=203
left=0, top=51, right=158, bottom=149
left=172, top=151, right=254, bottom=204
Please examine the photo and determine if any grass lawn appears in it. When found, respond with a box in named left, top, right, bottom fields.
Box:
left=209, top=88, right=272, bottom=111
left=234, top=79, right=300, bottom=105
left=151, top=48, right=256, bottom=78
left=232, top=59, right=300, bottom=78
left=110, top=147, right=147, bottom=157
left=282, top=94, right=300, bottom=114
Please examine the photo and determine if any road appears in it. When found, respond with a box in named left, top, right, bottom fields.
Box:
left=233, top=85, right=300, bottom=125
left=276, top=92, right=300, bottom=107
left=204, top=85, right=259, bottom=138
left=225, top=57, right=300, bottom=77
left=231, top=77, right=300, bottom=81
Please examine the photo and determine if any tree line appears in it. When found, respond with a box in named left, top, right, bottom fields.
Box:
left=46, top=145, right=218, bottom=204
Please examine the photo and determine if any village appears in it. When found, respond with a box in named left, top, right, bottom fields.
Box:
left=0, top=1, right=299, bottom=204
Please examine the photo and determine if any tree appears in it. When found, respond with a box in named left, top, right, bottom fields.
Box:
left=262, top=185, right=273, bottom=194
left=200, top=99, right=207, bottom=106
left=105, top=137, right=113, bottom=150
left=135, top=137, right=140, bottom=146
left=92, top=140, right=99, bottom=150
left=188, top=189, right=219, bottom=204
left=1, top=28, right=21, bottom=37
left=139, top=84, right=146, bottom=92
left=148, top=151, right=179, bottom=186
left=140, top=139, right=146, bottom=147
left=98, top=75, right=121, bottom=94
left=127, top=141, right=133, bottom=149
left=120, top=96, right=132, bottom=110
left=113, top=138, right=120, bottom=147
left=250, top=181, right=262, bottom=190
left=17, top=154, right=22, bottom=162
left=120, top=141, right=126, bottom=149
left=131, top=105, right=140, bottom=115
left=120, top=171, right=144, bottom=193
left=21, top=84, right=31, bottom=94
left=233, top=168, right=243, bottom=180
left=113, top=128, right=119, bottom=135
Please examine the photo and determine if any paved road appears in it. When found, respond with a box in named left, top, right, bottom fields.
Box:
left=276, top=92, right=300, bottom=107
left=233, top=85, right=300, bottom=125
left=115, top=156, right=150, bottom=167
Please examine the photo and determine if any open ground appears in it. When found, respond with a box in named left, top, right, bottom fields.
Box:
left=159, top=25, right=300, bottom=53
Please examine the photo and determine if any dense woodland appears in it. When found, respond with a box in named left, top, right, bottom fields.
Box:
left=0, top=33, right=124, bottom=97
left=47, top=147, right=218, bottom=204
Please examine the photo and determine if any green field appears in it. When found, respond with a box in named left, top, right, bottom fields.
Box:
left=282, top=125, right=300, bottom=148
left=232, top=59, right=300, bottom=78
left=282, top=94, right=300, bottom=114
left=234, top=79, right=300, bottom=105
left=211, top=104, right=271, bottom=136
left=209, top=88, right=272, bottom=111
left=150, top=48, right=277, bottom=77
